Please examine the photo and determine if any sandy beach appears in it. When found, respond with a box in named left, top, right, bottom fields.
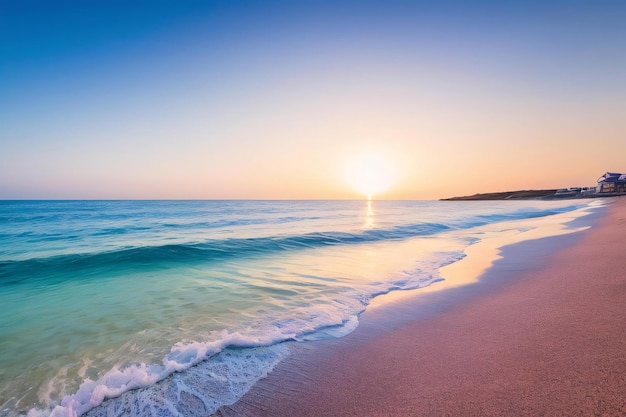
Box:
left=215, top=198, right=626, bottom=417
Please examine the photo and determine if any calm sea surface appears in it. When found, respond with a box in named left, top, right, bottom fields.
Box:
left=0, top=199, right=599, bottom=416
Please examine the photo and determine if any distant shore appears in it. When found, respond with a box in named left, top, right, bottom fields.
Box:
left=441, top=189, right=558, bottom=200
left=442, top=189, right=624, bottom=201
left=216, top=199, right=626, bottom=416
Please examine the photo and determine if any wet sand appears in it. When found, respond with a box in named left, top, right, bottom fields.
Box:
left=215, top=198, right=626, bottom=417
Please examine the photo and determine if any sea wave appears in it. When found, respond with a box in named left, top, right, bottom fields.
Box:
left=0, top=203, right=586, bottom=287
left=1, top=200, right=594, bottom=417
left=23, top=250, right=462, bottom=417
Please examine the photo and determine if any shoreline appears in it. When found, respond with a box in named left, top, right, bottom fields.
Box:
left=215, top=198, right=626, bottom=416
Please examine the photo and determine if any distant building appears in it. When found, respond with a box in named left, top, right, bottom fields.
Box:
left=597, top=172, right=626, bottom=194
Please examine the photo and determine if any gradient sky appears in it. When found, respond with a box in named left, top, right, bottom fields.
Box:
left=1, top=0, right=625, bottom=199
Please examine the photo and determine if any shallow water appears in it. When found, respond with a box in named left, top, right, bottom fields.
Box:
left=0, top=199, right=599, bottom=416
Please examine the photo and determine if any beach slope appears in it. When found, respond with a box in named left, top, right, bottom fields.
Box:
left=216, top=198, right=626, bottom=417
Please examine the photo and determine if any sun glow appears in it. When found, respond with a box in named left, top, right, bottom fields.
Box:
left=345, top=153, right=396, bottom=199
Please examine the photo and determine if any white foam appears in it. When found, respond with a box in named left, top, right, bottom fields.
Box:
left=82, top=345, right=290, bottom=417
left=38, top=333, right=290, bottom=417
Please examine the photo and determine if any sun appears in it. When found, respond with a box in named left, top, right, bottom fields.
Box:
left=345, top=153, right=396, bottom=199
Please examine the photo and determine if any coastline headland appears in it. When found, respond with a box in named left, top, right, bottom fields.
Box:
left=442, top=189, right=558, bottom=200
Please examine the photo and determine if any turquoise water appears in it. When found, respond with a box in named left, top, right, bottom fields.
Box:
left=0, top=200, right=596, bottom=416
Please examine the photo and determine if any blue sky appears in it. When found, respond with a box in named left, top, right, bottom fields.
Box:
left=2, top=0, right=625, bottom=199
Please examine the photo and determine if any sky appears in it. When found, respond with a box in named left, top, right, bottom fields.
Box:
left=1, top=0, right=625, bottom=200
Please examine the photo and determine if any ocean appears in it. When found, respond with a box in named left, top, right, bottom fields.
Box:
left=0, top=199, right=601, bottom=417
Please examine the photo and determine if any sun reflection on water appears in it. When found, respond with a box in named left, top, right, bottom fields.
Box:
left=365, top=199, right=375, bottom=229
